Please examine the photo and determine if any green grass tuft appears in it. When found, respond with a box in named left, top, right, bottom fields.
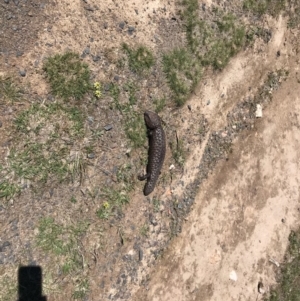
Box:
left=0, top=76, right=23, bottom=103
left=43, top=52, right=92, bottom=101
left=122, top=43, right=154, bottom=73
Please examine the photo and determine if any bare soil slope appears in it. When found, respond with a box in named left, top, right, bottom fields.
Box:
left=133, top=15, right=300, bottom=301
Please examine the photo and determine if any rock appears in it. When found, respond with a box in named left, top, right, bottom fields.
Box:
left=119, top=22, right=125, bottom=29
left=207, top=100, right=210, bottom=105
left=258, top=282, right=265, bottom=294
left=16, top=50, right=24, bottom=57
left=255, top=104, right=263, bottom=118
left=83, top=47, right=90, bottom=55
left=104, top=124, right=113, bottom=131
left=229, top=270, right=237, bottom=281
left=4, top=0, right=9, bottom=4
left=87, top=153, right=95, bottom=159
left=0, top=120, right=2, bottom=127
left=0, top=241, right=11, bottom=252
left=19, top=69, right=26, bottom=77
left=92, top=55, right=101, bottom=62
left=128, top=26, right=135, bottom=35
left=114, top=75, right=119, bottom=81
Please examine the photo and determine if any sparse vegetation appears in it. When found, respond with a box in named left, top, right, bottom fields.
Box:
left=124, top=112, right=146, bottom=148
left=0, top=102, right=89, bottom=200
left=170, top=134, right=186, bottom=167
left=0, top=76, right=23, bottom=103
left=36, top=217, right=89, bottom=272
left=43, top=52, right=92, bottom=101
left=266, top=229, right=300, bottom=301
left=163, top=48, right=202, bottom=106
left=72, top=279, right=90, bottom=300
left=140, top=224, right=150, bottom=237
left=163, top=0, right=249, bottom=106
left=97, top=187, right=130, bottom=220
left=154, top=97, right=166, bottom=113
left=243, top=0, right=285, bottom=16
left=0, top=180, right=20, bottom=200
left=35, top=217, right=90, bottom=299
left=122, top=43, right=154, bottom=73
left=109, top=82, right=146, bottom=148
left=0, top=275, right=17, bottom=301
left=117, top=163, right=135, bottom=192
left=288, top=5, right=300, bottom=28
left=153, top=198, right=161, bottom=212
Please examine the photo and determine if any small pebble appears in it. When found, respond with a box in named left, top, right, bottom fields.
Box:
left=119, top=22, right=125, bottom=29
left=92, top=55, right=101, bottom=62
left=207, top=100, right=211, bottom=105
left=16, top=51, right=23, bottom=57
left=128, top=26, right=135, bottom=35
left=87, top=116, right=94, bottom=124
left=0, top=121, right=2, bottom=128
left=87, top=153, right=95, bottom=159
left=83, top=47, right=90, bottom=55
left=229, top=270, right=237, bottom=281
left=104, top=124, right=113, bottom=131
left=19, top=69, right=26, bottom=77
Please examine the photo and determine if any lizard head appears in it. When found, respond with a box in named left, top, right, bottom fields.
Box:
left=144, top=111, right=162, bottom=129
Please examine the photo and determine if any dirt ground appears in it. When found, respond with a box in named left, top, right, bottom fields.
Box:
left=1, top=0, right=300, bottom=301
left=133, top=16, right=300, bottom=301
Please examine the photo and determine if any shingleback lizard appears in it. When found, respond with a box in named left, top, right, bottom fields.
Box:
left=138, top=110, right=166, bottom=196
